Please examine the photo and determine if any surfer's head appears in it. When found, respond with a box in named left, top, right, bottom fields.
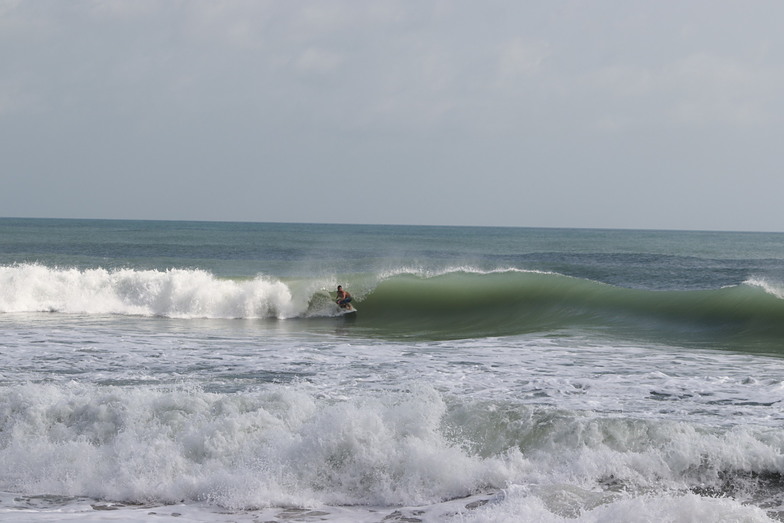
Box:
left=337, top=285, right=342, bottom=290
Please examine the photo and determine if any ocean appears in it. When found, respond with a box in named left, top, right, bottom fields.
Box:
left=1, top=218, right=783, bottom=522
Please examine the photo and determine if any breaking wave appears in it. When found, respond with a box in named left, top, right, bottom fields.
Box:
left=2, top=264, right=784, bottom=349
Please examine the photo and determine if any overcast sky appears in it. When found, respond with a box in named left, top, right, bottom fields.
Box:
left=2, top=1, right=783, bottom=231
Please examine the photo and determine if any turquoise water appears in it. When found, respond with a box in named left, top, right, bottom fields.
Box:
left=1, top=218, right=784, bottom=522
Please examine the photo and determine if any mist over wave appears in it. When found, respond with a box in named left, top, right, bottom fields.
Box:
left=746, top=276, right=784, bottom=300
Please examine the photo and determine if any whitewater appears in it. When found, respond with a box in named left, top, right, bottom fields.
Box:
left=1, top=219, right=784, bottom=522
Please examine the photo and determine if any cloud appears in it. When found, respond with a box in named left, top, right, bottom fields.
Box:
left=0, top=78, right=38, bottom=116
left=496, top=38, right=550, bottom=84
left=86, top=0, right=161, bottom=20
left=3, top=0, right=784, bottom=229
left=666, top=53, right=776, bottom=126
left=294, top=47, right=344, bottom=76
left=585, top=53, right=779, bottom=129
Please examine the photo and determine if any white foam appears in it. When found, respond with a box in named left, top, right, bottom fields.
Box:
left=378, top=265, right=561, bottom=280
left=0, top=264, right=300, bottom=319
left=2, top=377, right=784, bottom=514
left=745, top=276, right=784, bottom=299
left=455, top=487, right=777, bottom=523
left=0, top=383, right=528, bottom=510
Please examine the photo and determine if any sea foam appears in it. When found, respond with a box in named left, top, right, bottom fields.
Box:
left=0, top=382, right=526, bottom=509
left=3, top=380, right=784, bottom=513
left=0, top=264, right=300, bottom=319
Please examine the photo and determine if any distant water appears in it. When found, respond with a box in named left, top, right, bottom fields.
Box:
left=1, top=218, right=783, bottom=522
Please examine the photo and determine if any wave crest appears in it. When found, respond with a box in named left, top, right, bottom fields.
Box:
left=745, top=276, right=784, bottom=300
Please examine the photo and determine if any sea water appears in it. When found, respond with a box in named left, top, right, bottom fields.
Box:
left=0, top=218, right=783, bottom=522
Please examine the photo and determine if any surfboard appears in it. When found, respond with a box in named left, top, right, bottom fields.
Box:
left=338, top=307, right=357, bottom=315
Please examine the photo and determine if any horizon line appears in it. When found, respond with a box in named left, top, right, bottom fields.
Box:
left=1, top=216, right=781, bottom=235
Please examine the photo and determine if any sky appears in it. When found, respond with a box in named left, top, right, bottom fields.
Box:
left=1, top=0, right=783, bottom=231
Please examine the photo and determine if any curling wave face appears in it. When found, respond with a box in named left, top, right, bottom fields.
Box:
left=355, top=270, right=784, bottom=343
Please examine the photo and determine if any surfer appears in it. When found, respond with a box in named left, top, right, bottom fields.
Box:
left=336, top=285, right=353, bottom=310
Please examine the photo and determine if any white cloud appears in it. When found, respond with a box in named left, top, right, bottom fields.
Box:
left=665, top=53, right=775, bottom=126
left=86, top=0, right=161, bottom=19
left=294, top=47, right=344, bottom=76
left=585, top=53, right=779, bottom=129
left=497, top=38, right=549, bottom=85
left=0, top=82, right=28, bottom=116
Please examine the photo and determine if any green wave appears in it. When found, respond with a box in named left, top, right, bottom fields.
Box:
left=347, top=270, right=784, bottom=350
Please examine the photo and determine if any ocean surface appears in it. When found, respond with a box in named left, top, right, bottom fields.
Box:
left=1, top=218, right=784, bottom=522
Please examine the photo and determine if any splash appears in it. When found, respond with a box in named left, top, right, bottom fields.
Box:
left=745, top=276, right=784, bottom=300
